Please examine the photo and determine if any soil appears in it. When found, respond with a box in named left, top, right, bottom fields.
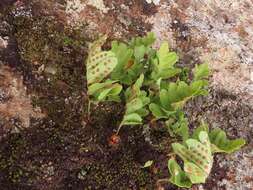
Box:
left=0, top=1, right=252, bottom=190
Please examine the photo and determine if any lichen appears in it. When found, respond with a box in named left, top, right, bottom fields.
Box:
left=87, top=0, right=109, bottom=13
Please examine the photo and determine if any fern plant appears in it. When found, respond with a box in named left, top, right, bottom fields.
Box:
left=85, top=33, right=245, bottom=188
left=168, top=122, right=245, bottom=188
left=86, top=33, right=208, bottom=133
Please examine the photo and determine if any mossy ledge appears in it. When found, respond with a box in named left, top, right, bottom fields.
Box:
left=0, top=3, right=173, bottom=190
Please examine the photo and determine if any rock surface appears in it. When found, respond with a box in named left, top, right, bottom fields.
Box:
left=0, top=0, right=252, bottom=190
left=0, top=65, right=44, bottom=139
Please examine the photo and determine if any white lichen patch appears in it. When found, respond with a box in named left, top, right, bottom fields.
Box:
left=146, top=0, right=160, bottom=5
left=65, top=0, right=109, bottom=27
left=87, top=0, right=109, bottom=13
left=65, top=0, right=86, bottom=25
left=146, top=3, right=174, bottom=48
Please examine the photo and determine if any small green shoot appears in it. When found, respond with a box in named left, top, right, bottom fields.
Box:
left=142, top=160, right=154, bottom=168
left=151, top=42, right=181, bottom=80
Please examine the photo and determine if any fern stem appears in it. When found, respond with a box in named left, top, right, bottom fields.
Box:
left=116, top=122, right=123, bottom=135
left=87, top=100, right=91, bottom=119
left=156, top=178, right=170, bottom=186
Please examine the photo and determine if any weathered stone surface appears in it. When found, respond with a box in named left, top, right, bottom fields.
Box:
left=61, top=1, right=253, bottom=189
left=0, top=65, right=44, bottom=139
left=148, top=1, right=253, bottom=98
left=64, top=0, right=253, bottom=99
left=0, top=0, right=252, bottom=189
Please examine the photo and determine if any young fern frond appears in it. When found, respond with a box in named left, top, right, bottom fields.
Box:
left=168, top=122, right=245, bottom=188
left=151, top=42, right=181, bottom=80
left=86, top=35, right=122, bottom=117
left=116, top=74, right=150, bottom=134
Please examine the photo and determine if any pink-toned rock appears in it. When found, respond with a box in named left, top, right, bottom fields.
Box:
left=0, top=65, right=44, bottom=138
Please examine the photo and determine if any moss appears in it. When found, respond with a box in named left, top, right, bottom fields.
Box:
left=77, top=150, right=154, bottom=189
left=13, top=10, right=88, bottom=127
left=0, top=133, right=30, bottom=186
left=9, top=167, right=24, bottom=183
left=0, top=4, right=168, bottom=189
